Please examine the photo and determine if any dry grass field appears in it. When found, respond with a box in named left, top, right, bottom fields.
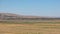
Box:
left=0, top=22, right=60, bottom=34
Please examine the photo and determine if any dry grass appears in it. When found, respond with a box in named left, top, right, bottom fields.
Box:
left=0, top=23, right=60, bottom=34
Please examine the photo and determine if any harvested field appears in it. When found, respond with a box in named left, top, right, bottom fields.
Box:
left=0, top=22, right=60, bottom=34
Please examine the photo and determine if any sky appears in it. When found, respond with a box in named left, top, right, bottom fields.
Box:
left=0, top=0, right=60, bottom=17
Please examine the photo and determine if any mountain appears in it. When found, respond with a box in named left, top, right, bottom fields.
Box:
left=0, top=13, right=60, bottom=21
left=0, top=13, right=48, bottom=18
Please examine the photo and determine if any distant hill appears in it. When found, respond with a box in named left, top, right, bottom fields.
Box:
left=0, top=13, right=48, bottom=19
left=0, top=13, right=60, bottom=21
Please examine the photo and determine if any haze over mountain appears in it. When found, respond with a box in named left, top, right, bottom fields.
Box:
left=0, top=13, right=50, bottom=18
left=0, top=13, right=60, bottom=23
left=0, top=13, right=59, bottom=18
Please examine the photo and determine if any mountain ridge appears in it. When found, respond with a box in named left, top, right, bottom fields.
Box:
left=0, top=13, right=55, bottom=18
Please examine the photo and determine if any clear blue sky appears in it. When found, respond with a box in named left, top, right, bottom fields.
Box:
left=0, top=0, right=60, bottom=17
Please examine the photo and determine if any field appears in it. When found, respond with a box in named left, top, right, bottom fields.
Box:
left=0, top=22, right=60, bottom=34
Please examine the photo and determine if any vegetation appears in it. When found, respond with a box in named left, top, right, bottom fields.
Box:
left=0, top=21, right=60, bottom=24
left=0, top=21, right=60, bottom=34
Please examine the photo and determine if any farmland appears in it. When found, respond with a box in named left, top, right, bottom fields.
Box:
left=0, top=22, right=60, bottom=34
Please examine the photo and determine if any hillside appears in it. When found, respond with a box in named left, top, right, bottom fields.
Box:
left=0, top=13, right=50, bottom=20
left=0, top=13, right=60, bottom=22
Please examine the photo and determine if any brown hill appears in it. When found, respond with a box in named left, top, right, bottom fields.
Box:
left=0, top=13, right=60, bottom=21
left=0, top=13, right=49, bottom=18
